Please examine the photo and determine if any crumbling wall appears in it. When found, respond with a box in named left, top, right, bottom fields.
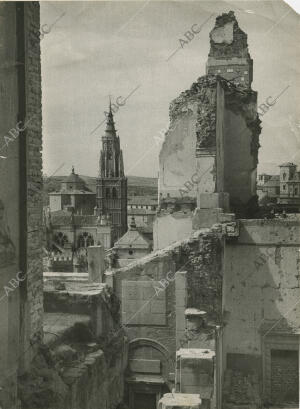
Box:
left=159, top=76, right=217, bottom=200
left=18, top=333, right=128, bottom=409
left=113, top=228, right=224, bottom=368
left=25, top=1, right=44, bottom=346
left=208, top=11, right=249, bottom=59
left=181, top=233, right=223, bottom=323
left=19, top=277, right=127, bottom=409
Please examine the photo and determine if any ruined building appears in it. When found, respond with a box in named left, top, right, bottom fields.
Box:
left=206, top=11, right=253, bottom=88
left=96, top=104, right=128, bottom=242
left=0, top=5, right=299, bottom=409
left=157, top=11, right=260, bottom=249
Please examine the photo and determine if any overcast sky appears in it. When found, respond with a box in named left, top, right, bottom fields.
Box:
left=41, top=0, right=300, bottom=178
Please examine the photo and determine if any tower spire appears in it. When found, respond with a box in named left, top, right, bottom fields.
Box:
left=105, top=99, right=116, bottom=136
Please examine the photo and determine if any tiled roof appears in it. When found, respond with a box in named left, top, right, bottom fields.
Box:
left=263, top=175, right=279, bottom=188
left=50, top=211, right=98, bottom=227
left=128, top=196, right=158, bottom=206
left=51, top=210, right=72, bottom=225
left=128, top=208, right=156, bottom=215
left=114, top=228, right=151, bottom=249
left=74, top=215, right=98, bottom=226
left=49, top=190, right=95, bottom=195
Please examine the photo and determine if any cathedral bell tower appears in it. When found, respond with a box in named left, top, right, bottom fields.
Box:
left=96, top=103, right=127, bottom=243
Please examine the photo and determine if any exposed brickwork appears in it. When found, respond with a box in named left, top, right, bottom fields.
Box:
left=24, top=2, right=44, bottom=347
left=208, top=11, right=249, bottom=59
left=169, top=75, right=217, bottom=154
left=180, top=233, right=223, bottom=324
left=270, top=350, right=298, bottom=404
left=223, top=369, right=261, bottom=408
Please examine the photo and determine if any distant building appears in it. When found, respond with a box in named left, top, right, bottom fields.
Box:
left=113, top=217, right=152, bottom=267
left=257, top=173, right=272, bottom=187
left=257, top=163, right=300, bottom=212
left=45, top=209, right=114, bottom=271
left=277, top=162, right=300, bottom=211
left=127, top=195, right=158, bottom=233
left=257, top=175, right=280, bottom=201
left=49, top=166, right=96, bottom=214
left=96, top=103, right=127, bottom=242
left=127, top=195, right=158, bottom=210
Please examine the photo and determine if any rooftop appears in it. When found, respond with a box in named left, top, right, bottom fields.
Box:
left=128, top=196, right=158, bottom=206
left=263, top=175, right=279, bottom=188
left=279, top=162, right=297, bottom=167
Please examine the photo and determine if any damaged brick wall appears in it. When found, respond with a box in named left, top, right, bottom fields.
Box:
left=24, top=0, right=44, bottom=352
left=208, top=11, right=249, bottom=59
left=207, top=11, right=253, bottom=88
left=114, top=228, right=224, bottom=367
left=18, top=280, right=128, bottom=409
left=179, top=232, right=223, bottom=323
left=18, top=322, right=128, bottom=409
left=169, top=75, right=217, bottom=155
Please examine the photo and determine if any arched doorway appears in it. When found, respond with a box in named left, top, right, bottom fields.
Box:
left=126, top=338, right=175, bottom=409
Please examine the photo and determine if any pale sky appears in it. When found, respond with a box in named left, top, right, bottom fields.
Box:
left=41, top=0, right=300, bottom=178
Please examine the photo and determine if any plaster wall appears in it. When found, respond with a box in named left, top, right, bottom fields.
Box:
left=49, top=195, right=62, bottom=212
left=114, top=254, right=177, bottom=361
left=223, top=219, right=300, bottom=364
left=159, top=113, right=197, bottom=199
left=153, top=213, right=193, bottom=251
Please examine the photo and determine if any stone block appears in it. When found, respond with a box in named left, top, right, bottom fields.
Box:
left=158, top=393, right=202, bottom=409
left=129, top=359, right=161, bottom=374
left=88, top=246, right=105, bottom=283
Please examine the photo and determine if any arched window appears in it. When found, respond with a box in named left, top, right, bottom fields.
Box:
left=77, top=232, right=94, bottom=248
left=283, top=172, right=286, bottom=180
left=54, top=232, right=68, bottom=247
left=112, top=187, right=117, bottom=198
left=106, top=188, right=110, bottom=198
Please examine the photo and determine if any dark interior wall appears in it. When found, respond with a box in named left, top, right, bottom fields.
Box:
left=222, top=85, right=260, bottom=216
left=19, top=1, right=43, bottom=371
left=0, top=3, right=20, bottom=408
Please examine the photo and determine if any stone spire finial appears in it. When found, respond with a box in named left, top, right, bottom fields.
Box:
left=72, top=165, right=75, bottom=174
left=105, top=100, right=116, bottom=136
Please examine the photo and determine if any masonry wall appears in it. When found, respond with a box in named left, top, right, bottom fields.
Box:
left=0, top=4, right=20, bottom=408
left=223, top=219, right=300, bottom=405
left=112, top=228, right=224, bottom=394
left=0, top=3, right=43, bottom=408
left=23, top=0, right=44, bottom=362
left=114, top=253, right=177, bottom=361
left=20, top=276, right=128, bottom=409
